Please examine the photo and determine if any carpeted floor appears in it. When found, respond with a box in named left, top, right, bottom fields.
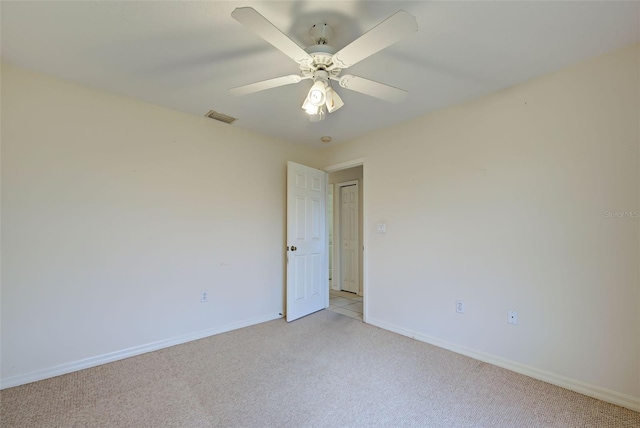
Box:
left=1, top=310, right=639, bottom=427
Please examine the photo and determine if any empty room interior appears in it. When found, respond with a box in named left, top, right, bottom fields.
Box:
left=1, top=1, right=639, bottom=426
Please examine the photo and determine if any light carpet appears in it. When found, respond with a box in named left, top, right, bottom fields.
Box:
left=1, top=310, right=638, bottom=427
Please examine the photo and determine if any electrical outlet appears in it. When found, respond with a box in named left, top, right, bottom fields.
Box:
left=201, top=291, right=208, bottom=303
left=456, top=300, right=465, bottom=314
left=508, top=309, right=518, bottom=325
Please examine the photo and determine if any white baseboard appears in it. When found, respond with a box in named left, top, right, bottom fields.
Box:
left=366, top=317, right=640, bottom=413
left=0, top=312, right=283, bottom=390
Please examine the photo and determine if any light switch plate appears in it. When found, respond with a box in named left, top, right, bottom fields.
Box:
left=377, top=223, right=386, bottom=234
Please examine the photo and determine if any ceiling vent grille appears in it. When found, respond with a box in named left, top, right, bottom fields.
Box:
left=204, top=110, right=237, bottom=124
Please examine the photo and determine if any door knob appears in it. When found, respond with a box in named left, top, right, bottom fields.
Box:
left=291, top=246, right=297, bottom=251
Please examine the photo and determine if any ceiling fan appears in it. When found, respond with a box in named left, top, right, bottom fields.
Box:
left=229, top=7, right=418, bottom=122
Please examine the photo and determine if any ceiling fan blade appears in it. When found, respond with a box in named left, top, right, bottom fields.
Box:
left=231, top=7, right=313, bottom=66
left=337, top=75, right=407, bottom=103
left=229, top=75, right=303, bottom=96
left=331, top=10, right=418, bottom=69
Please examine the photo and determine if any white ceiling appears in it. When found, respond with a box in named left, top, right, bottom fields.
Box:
left=2, top=1, right=638, bottom=146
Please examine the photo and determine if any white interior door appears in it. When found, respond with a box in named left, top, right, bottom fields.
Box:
left=286, top=161, right=327, bottom=322
left=340, top=184, right=359, bottom=294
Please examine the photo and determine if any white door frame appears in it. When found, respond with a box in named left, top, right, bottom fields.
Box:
left=324, top=158, right=367, bottom=322
left=334, top=180, right=359, bottom=294
left=327, top=184, right=336, bottom=289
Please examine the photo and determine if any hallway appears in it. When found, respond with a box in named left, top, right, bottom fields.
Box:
left=328, top=289, right=363, bottom=321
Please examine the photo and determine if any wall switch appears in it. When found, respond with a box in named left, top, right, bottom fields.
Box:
left=456, top=300, right=465, bottom=314
left=508, top=309, right=518, bottom=325
left=201, top=291, right=208, bottom=303
left=376, top=223, right=386, bottom=234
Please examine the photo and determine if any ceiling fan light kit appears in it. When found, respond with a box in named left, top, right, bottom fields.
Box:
left=300, top=69, right=345, bottom=118
left=308, top=80, right=327, bottom=107
left=325, top=88, right=344, bottom=113
left=308, top=109, right=325, bottom=122
left=229, top=7, right=418, bottom=122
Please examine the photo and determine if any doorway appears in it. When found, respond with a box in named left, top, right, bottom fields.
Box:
left=326, top=163, right=364, bottom=321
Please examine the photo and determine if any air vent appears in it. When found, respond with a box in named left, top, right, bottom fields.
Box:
left=204, top=110, right=237, bottom=124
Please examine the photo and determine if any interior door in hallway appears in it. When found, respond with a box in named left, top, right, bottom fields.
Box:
left=286, top=162, right=327, bottom=322
left=340, top=183, right=359, bottom=294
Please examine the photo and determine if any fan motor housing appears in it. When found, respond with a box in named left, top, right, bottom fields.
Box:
left=301, top=44, right=340, bottom=79
left=309, top=23, right=334, bottom=45
left=307, top=23, right=336, bottom=66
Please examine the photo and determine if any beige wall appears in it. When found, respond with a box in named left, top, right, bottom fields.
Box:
left=320, top=43, right=640, bottom=404
left=0, top=64, right=318, bottom=384
left=329, top=166, right=364, bottom=295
